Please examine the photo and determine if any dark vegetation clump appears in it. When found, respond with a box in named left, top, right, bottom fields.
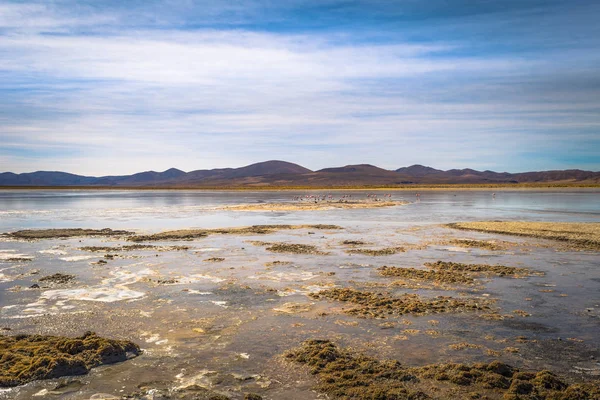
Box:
left=309, top=288, right=490, bottom=318
left=346, top=246, right=405, bottom=256
left=204, top=257, right=225, bottom=262
left=446, top=221, right=600, bottom=251
left=0, top=257, right=32, bottom=263
left=80, top=244, right=189, bottom=252
left=341, top=240, right=366, bottom=245
left=448, top=239, right=507, bottom=251
left=285, top=339, right=427, bottom=400
left=412, top=362, right=600, bottom=400
left=5, top=228, right=133, bottom=240
left=128, top=224, right=340, bottom=242
left=286, top=340, right=600, bottom=400
left=265, top=243, right=328, bottom=255
left=39, top=273, right=75, bottom=285
left=424, top=261, right=541, bottom=278
left=0, top=331, right=140, bottom=387
left=378, top=266, right=475, bottom=284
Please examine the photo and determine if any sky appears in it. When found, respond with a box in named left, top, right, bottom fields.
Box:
left=1, top=0, right=599, bottom=175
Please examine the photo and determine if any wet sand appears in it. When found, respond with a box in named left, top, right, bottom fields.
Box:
left=0, top=215, right=599, bottom=399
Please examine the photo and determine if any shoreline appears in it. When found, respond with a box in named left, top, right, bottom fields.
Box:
left=1, top=183, right=599, bottom=191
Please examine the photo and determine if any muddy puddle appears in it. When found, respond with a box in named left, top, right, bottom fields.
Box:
left=0, top=190, right=599, bottom=399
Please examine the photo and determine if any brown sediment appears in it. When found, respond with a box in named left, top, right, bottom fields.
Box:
left=4, top=228, right=134, bottom=240
left=128, top=224, right=342, bottom=242
left=80, top=244, right=190, bottom=252
left=219, top=200, right=408, bottom=212
left=424, top=261, right=542, bottom=278
left=309, top=288, right=490, bottom=318
left=0, top=331, right=140, bottom=387
left=378, top=266, right=475, bottom=284
left=39, top=273, right=75, bottom=285
left=285, top=340, right=600, bottom=400
left=446, top=238, right=508, bottom=251
left=204, top=257, right=225, bottom=262
left=265, top=243, right=328, bottom=255
left=346, top=246, right=405, bottom=256
left=447, top=221, right=600, bottom=251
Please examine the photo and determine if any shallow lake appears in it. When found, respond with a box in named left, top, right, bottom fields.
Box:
left=0, top=189, right=599, bottom=399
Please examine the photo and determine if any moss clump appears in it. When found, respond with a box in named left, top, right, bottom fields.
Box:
left=0, top=331, right=140, bottom=387
left=424, top=261, right=540, bottom=278
left=448, top=239, right=507, bottom=251
left=285, top=339, right=426, bottom=400
left=5, top=228, right=133, bottom=239
left=446, top=221, right=600, bottom=251
left=378, top=266, right=474, bottom=284
left=80, top=244, right=190, bottom=252
left=346, top=246, right=405, bottom=256
left=39, top=273, right=75, bottom=285
left=128, top=224, right=341, bottom=242
left=341, top=240, right=366, bottom=245
left=309, top=288, right=490, bottom=318
left=286, top=341, right=600, bottom=400
left=265, top=243, right=328, bottom=255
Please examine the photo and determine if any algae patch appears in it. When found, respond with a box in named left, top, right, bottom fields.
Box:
left=265, top=243, right=328, bottom=255
left=446, top=239, right=508, bottom=251
left=4, top=228, right=133, bottom=240
left=309, top=288, right=490, bottom=318
left=285, top=340, right=600, bottom=400
left=39, top=273, right=75, bottom=285
left=285, top=339, right=426, bottom=399
left=80, top=244, right=190, bottom=252
left=447, top=221, right=600, bottom=251
left=424, top=261, right=541, bottom=278
left=346, top=246, right=405, bottom=256
left=378, top=266, right=474, bottom=285
left=129, top=224, right=341, bottom=242
left=0, top=331, right=140, bottom=387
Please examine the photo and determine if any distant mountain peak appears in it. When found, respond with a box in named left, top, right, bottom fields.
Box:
left=396, top=165, right=442, bottom=176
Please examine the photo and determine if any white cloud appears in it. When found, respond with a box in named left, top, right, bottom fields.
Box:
left=0, top=1, right=599, bottom=174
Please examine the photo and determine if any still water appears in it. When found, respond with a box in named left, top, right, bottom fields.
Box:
left=1, top=189, right=599, bottom=232
left=0, top=189, right=599, bottom=399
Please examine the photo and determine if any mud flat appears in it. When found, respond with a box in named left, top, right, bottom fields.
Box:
left=3, top=228, right=133, bottom=240
left=285, top=340, right=600, bottom=400
left=129, top=224, right=341, bottom=242
left=0, top=331, right=140, bottom=387
left=219, top=200, right=408, bottom=212
left=309, top=288, right=491, bottom=318
left=447, top=221, right=600, bottom=251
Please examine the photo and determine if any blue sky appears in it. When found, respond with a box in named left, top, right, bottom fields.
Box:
left=1, top=0, right=599, bottom=175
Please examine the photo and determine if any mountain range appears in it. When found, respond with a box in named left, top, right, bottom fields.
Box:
left=1, top=160, right=599, bottom=187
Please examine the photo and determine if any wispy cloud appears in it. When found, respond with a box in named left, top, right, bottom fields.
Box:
left=0, top=0, right=599, bottom=174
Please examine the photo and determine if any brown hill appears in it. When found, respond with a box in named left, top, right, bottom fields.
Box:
left=1, top=162, right=598, bottom=187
